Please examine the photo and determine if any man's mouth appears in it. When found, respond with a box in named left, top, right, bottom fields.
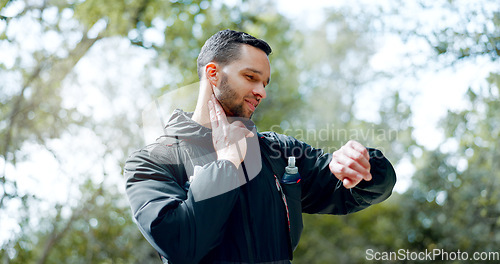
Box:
left=245, top=99, right=259, bottom=112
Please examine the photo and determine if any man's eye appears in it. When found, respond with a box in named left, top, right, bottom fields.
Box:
left=246, top=75, right=254, bottom=80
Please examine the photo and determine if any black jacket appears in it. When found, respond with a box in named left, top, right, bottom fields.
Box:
left=124, top=109, right=396, bottom=263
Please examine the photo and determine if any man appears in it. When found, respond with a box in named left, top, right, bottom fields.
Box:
left=124, top=29, right=396, bottom=264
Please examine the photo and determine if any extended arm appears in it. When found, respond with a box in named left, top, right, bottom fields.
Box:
left=265, top=132, right=396, bottom=215
left=302, top=140, right=395, bottom=214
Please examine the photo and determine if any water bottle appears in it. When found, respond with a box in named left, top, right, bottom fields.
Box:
left=282, top=157, right=301, bottom=184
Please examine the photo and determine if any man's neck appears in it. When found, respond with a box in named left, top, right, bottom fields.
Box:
left=191, top=79, right=212, bottom=129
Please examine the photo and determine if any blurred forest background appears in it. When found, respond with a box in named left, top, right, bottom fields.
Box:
left=1, top=0, right=499, bottom=263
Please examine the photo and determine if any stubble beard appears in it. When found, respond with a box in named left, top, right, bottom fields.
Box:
left=216, top=73, right=253, bottom=119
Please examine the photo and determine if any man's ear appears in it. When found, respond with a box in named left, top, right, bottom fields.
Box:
left=205, top=62, right=218, bottom=87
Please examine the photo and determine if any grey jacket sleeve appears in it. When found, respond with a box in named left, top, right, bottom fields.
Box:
left=124, top=147, right=240, bottom=264
left=270, top=133, right=396, bottom=215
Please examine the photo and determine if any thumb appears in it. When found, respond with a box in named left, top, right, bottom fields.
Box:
left=232, top=121, right=254, bottom=138
left=245, top=130, right=255, bottom=138
left=343, top=178, right=356, bottom=189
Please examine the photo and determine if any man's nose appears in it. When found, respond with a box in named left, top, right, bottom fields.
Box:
left=253, top=83, right=266, bottom=99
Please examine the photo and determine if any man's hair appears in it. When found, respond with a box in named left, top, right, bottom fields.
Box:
left=196, top=29, right=272, bottom=79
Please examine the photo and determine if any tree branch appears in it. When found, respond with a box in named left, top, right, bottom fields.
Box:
left=35, top=185, right=103, bottom=264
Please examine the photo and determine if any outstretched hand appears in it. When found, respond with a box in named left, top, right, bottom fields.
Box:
left=208, top=95, right=254, bottom=168
left=329, top=140, right=372, bottom=189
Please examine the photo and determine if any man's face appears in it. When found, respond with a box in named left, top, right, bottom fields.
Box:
left=213, top=44, right=271, bottom=119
